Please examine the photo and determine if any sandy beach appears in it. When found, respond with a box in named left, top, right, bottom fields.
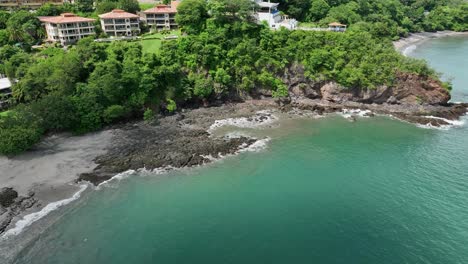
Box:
left=393, top=31, right=468, bottom=54
left=0, top=130, right=113, bottom=235
left=0, top=130, right=112, bottom=198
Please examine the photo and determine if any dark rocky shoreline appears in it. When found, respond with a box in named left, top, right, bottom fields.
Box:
left=79, top=87, right=468, bottom=187
left=1, top=69, right=468, bottom=235
left=78, top=103, right=276, bottom=185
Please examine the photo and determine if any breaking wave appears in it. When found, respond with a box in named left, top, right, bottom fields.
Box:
left=340, top=109, right=373, bottom=119
left=1, top=184, right=89, bottom=239
left=402, top=44, right=417, bottom=56
left=416, top=116, right=466, bottom=130
left=208, top=110, right=278, bottom=134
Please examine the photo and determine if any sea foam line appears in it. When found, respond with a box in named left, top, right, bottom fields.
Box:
left=207, top=110, right=278, bottom=135
left=340, top=109, right=373, bottom=119
left=1, top=184, right=89, bottom=239
left=95, top=167, right=177, bottom=190
left=96, top=170, right=137, bottom=190
left=402, top=44, right=417, bottom=56
left=416, top=115, right=466, bottom=130
left=238, top=137, right=271, bottom=153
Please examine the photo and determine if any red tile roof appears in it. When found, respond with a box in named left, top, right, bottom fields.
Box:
left=143, top=1, right=180, bottom=14
left=39, top=13, right=95, bottom=24
left=99, top=9, right=140, bottom=19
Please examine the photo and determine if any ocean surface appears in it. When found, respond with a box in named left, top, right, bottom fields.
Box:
left=2, top=36, right=468, bottom=264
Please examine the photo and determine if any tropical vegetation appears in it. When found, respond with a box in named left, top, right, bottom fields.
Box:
left=0, top=0, right=465, bottom=154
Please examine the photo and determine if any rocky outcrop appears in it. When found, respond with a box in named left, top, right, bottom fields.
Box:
left=391, top=72, right=450, bottom=105
left=78, top=107, right=271, bottom=185
left=282, top=63, right=451, bottom=106
left=0, top=188, right=18, bottom=207
left=0, top=188, right=38, bottom=233
left=274, top=63, right=465, bottom=124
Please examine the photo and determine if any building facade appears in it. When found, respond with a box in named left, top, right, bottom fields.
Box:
left=39, top=13, right=95, bottom=45
left=99, top=9, right=140, bottom=37
left=141, top=1, right=180, bottom=31
left=254, top=0, right=297, bottom=30
left=0, top=76, right=12, bottom=110
left=0, top=0, right=63, bottom=9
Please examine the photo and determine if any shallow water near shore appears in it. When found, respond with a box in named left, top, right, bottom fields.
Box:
left=2, top=36, right=468, bottom=263
left=406, top=35, right=468, bottom=102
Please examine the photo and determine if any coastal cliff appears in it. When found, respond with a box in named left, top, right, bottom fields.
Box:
left=255, top=63, right=465, bottom=126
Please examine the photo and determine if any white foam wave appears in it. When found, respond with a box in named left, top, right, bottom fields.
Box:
left=223, top=131, right=251, bottom=139
left=208, top=110, right=278, bottom=134
left=402, top=44, right=417, bottom=56
left=238, top=137, right=271, bottom=153
left=200, top=154, right=218, bottom=162
left=340, top=109, right=373, bottom=119
left=416, top=115, right=466, bottom=130
left=422, top=116, right=465, bottom=126
left=1, top=184, right=89, bottom=239
left=96, top=170, right=136, bottom=190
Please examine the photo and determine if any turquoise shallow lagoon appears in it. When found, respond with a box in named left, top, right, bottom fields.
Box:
left=5, top=36, right=468, bottom=264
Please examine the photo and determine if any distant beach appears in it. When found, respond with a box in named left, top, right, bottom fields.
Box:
left=393, top=31, right=468, bottom=55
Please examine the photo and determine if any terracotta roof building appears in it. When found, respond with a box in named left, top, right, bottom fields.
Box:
left=99, top=9, right=140, bottom=37
left=39, top=13, right=95, bottom=45
left=141, top=1, right=180, bottom=31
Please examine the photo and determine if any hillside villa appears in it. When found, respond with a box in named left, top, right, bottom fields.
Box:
left=99, top=9, right=140, bottom=37
left=140, top=1, right=180, bottom=31
left=39, top=13, right=95, bottom=45
left=254, top=0, right=297, bottom=30
left=34, top=1, right=346, bottom=46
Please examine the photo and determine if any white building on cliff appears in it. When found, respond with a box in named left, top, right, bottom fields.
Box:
left=254, top=0, right=297, bottom=30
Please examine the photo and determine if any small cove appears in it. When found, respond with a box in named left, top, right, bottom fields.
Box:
left=2, top=36, right=468, bottom=264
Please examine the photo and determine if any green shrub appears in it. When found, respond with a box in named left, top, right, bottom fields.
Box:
left=31, top=94, right=78, bottom=131
left=166, top=99, right=177, bottom=113
left=103, top=105, right=127, bottom=123
left=0, top=126, right=42, bottom=155
left=143, top=108, right=155, bottom=122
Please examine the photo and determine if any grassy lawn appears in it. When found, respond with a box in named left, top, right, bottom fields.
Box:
left=0, top=110, right=10, bottom=118
left=140, top=30, right=181, bottom=54
left=139, top=2, right=157, bottom=10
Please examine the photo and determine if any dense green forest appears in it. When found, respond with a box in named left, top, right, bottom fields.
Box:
left=283, top=0, right=468, bottom=38
left=0, top=0, right=464, bottom=155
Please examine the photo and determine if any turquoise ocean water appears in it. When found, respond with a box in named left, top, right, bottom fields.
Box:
left=4, top=36, right=468, bottom=264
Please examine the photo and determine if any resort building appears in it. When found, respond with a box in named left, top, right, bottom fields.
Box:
left=141, top=1, right=180, bottom=31
left=99, top=9, right=140, bottom=37
left=39, top=13, right=95, bottom=45
left=0, top=0, right=63, bottom=9
left=254, top=0, right=297, bottom=30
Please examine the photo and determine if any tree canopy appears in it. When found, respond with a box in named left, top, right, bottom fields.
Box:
left=279, top=0, right=468, bottom=39
left=0, top=0, right=461, bottom=155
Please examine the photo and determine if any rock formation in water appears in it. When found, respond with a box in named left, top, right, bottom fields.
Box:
left=274, top=63, right=467, bottom=126
left=0, top=188, right=38, bottom=233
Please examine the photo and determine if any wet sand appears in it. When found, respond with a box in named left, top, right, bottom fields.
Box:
left=0, top=130, right=113, bottom=201
left=0, top=130, right=114, bottom=235
left=394, top=31, right=468, bottom=54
